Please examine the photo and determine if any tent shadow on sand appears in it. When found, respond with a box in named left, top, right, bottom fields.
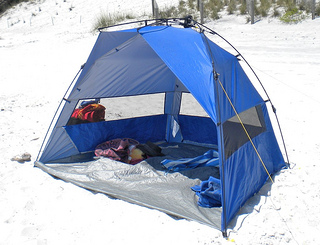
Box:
left=227, top=174, right=280, bottom=234
left=160, top=177, right=275, bottom=226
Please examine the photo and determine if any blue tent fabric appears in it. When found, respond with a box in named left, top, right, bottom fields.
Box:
left=161, top=149, right=219, bottom=172
left=191, top=176, right=222, bottom=208
left=74, top=32, right=138, bottom=89
left=178, top=115, right=218, bottom=144
left=36, top=25, right=286, bottom=233
left=141, top=27, right=217, bottom=122
left=64, top=115, right=167, bottom=153
left=220, top=103, right=285, bottom=229
left=204, top=38, right=265, bottom=123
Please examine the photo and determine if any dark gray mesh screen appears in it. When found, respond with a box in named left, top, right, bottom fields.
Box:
left=223, top=105, right=266, bottom=159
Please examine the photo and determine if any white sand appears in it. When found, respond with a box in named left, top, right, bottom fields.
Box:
left=1, top=0, right=320, bottom=244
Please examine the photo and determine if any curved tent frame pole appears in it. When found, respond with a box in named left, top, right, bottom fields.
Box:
left=98, top=17, right=289, bottom=167
left=98, top=15, right=196, bottom=32
left=98, top=17, right=187, bottom=32
left=36, top=64, right=85, bottom=161
left=194, top=21, right=290, bottom=167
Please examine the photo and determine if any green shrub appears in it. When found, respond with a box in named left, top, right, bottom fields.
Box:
left=3, top=0, right=315, bottom=29
left=227, top=0, right=237, bottom=14
left=254, top=1, right=261, bottom=16
left=316, top=2, right=320, bottom=16
left=0, top=0, right=29, bottom=15
left=239, top=0, right=247, bottom=15
left=178, top=0, right=188, bottom=16
left=92, top=12, right=133, bottom=31
left=272, top=6, right=281, bottom=17
left=187, top=0, right=196, bottom=9
left=297, top=1, right=312, bottom=13
left=280, top=6, right=306, bottom=23
left=158, top=6, right=178, bottom=18
left=277, top=0, right=296, bottom=11
left=205, top=0, right=223, bottom=19
left=259, top=0, right=271, bottom=17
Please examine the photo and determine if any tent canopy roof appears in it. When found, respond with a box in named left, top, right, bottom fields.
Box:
left=70, top=25, right=264, bottom=124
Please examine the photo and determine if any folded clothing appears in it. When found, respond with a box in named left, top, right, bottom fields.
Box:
left=191, top=176, right=221, bottom=208
left=95, top=138, right=139, bottom=164
left=95, top=139, right=164, bottom=165
left=71, top=103, right=105, bottom=123
left=161, top=149, right=219, bottom=172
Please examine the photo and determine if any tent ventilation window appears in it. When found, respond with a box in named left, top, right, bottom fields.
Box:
left=100, top=94, right=165, bottom=120
left=222, top=105, right=266, bottom=159
left=67, top=94, right=166, bottom=125
left=180, top=93, right=210, bottom=118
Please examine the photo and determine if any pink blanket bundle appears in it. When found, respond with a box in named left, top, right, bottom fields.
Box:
left=95, top=138, right=140, bottom=164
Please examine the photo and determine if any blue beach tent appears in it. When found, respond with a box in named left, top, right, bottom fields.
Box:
left=35, top=19, right=286, bottom=235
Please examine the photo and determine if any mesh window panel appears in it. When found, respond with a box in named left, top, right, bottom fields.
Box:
left=222, top=105, right=266, bottom=159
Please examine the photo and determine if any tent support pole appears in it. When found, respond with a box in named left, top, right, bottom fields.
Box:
left=202, top=32, right=228, bottom=236
left=36, top=65, right=84, bottom=162
left=216, top=82, right=228, bottom=236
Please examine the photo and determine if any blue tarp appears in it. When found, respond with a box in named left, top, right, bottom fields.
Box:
left=191, top=176, right=222, bottom=208
left=161, top=150, right=219, bottom=172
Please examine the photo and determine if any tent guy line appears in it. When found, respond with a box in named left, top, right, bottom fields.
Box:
left=195, top=20, right=290, bottom=167
left=217, top=77, right=274, bottom=184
